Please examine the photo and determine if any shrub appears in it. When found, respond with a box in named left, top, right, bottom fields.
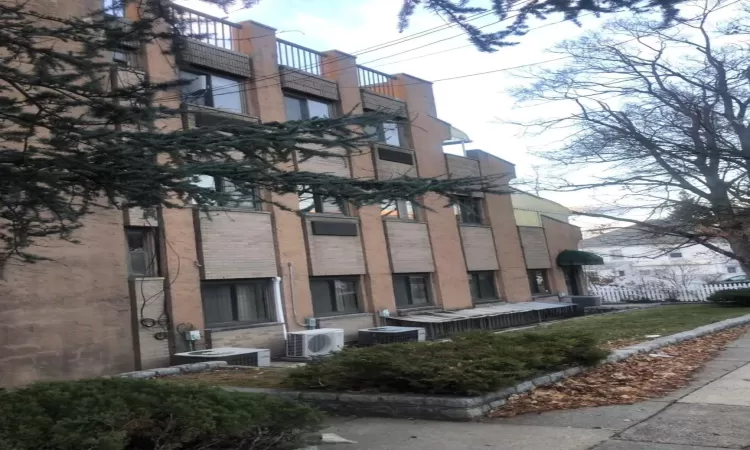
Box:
left=286, top=330, right=607, bottom=396
left=0, top=378, right=321, bottom=450
left=708, top=288, right=750, bottom=306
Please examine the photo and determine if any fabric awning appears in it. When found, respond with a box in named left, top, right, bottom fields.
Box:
left=557, top=250, right=604, bottom=266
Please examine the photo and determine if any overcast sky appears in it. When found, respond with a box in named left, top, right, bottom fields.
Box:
left=178, top=0, right=739, bottom=230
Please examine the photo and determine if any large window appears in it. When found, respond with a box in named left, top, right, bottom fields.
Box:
left=310, top=277, right=361, bottom=316
left=103, top=0, right=124, bottom=16
left=284, top=95, right=332, bottom=120
left=381, top=199, right=416, bottom=221
left=298, top=186, right=347, bottom=215
left=125, top=227, right=158, bottom=278
left=454, top=196, right=483, bottom=225
left=469, top=271, right=497, bottom=302
left=366, top=122, right=405, bottom=147
left=393, top=274, right=431, bottom=308
left=201, top=280, right=272, bottom=327
left=527, top=269, right=551, bottom=295
left=194, top=175, right=261, bottom=210
left=180, top=71, right=245, bottom=114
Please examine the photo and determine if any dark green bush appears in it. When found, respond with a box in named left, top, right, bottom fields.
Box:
left=286, top=330, right=608, bottom=396
left=707, top=288, right=750, bottom=306
left=0, top=378, right=321, bottom=450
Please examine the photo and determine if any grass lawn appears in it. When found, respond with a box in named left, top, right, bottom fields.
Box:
left=523, top=304, right=750, bottom=346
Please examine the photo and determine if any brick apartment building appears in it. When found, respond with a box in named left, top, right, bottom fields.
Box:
left=0, top=1, right=587, bottom=386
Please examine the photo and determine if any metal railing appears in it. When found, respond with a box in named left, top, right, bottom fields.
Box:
left=276, top=39, right=323, bottom=76
left=357, top=65, right=396, bottom=98
left=172, top=4, right=240, bottom=51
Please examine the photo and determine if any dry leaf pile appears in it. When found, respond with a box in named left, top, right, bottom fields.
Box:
left=490, top=326, right=749, bottom=418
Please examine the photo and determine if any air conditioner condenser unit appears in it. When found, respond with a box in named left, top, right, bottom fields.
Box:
left=358, top=326, right=426, bottom=346
left=173, top=347, right=271, bottom=367
left=286, top=328, right=345, bottom=358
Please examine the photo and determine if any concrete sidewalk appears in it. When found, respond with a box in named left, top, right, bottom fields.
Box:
left=312, top=331, right=750, bottom=449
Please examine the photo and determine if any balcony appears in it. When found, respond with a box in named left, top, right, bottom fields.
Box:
left=172, top=4, right=241, bottom=51
left=357, top=65, right=406, bottom=116
left=276, top=39, right=324, bottom=76
left=276, top=39, right=339, bottom=101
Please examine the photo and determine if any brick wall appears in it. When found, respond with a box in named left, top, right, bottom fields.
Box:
left=518, top=227, right=553, bottom=269
left=316, top=313, right=375, bottom=342
left=279, top=66, right=339, bottom=101
left=305, top=218, right=366, bottom=276
left=206, top=324, right=286, bottom=356
left=361, top=90, right=406, bottom=116
left=181, top=38, right=252, bottom=78
left=541, top=216, right=585, bottom=295
left=385, top=221, right=435, bottom=273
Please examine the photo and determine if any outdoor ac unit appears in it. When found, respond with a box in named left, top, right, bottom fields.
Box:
left=173, top=347, right=271, bottom=367
left=358, top=326, right=426, bottom=346
left=286, top=328, right=344, bottom=358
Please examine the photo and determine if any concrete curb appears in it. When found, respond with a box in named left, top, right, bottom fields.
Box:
left=117, top=361, right=228, bottom=379
left=225, top=313, right=750, bottom=421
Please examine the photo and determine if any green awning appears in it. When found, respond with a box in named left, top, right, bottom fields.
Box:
left=557, top=250, right=604, bottom=266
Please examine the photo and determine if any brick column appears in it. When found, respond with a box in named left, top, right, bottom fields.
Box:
left=393, top=74, right=472, bottom=310
left=243, top=20, right=315, bottom=329
left=321, top=50, right=397, bottom=317
left=466, top=150, right=532, bottom=302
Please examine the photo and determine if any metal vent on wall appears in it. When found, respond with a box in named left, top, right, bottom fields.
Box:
left=378, top=147, right=413, bottom=165
left=311, top=220, right=358, bottom=236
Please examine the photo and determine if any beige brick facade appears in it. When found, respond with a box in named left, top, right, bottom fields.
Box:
left=0, top=7, right=582, bottom=385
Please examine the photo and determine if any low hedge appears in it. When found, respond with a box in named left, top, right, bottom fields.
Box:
left=286, top=330, right=608, bottom=396
left=708, top=288, right=750, bottom=306
left=0, top=378, right=321, bottom=450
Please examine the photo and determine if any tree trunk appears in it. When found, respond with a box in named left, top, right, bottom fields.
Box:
left=724, top=233, right=750, bottom=275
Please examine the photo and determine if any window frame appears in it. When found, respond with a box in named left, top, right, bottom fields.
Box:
left=194, top=175, right=262, bottom=210
left=669, top=251, right=683, bottom=258
left=298, top=186, right=348, bottom=215
left=393, top=274, right=432, bottom=308
left=309, top=276, right=362, bottom=317
left=283, top=93, right=333, bottom=120
left=527, top=269, right=551, bottom=296
left=381, top=199, right=417, bottom=221
left=201, top=279, right=273, bottom=328
left=125, top=227, right=159, bottom=278
left=367, top=121, right=407, bottom=148
left=180, top=70, right=246, bottom=114
left=728, top=266, right=738, bottom=274
left=617, top=270, right=626, bottom=277
left=454, top=196, right=483, bottom=225
left=469, top=271, right=497, bottom=303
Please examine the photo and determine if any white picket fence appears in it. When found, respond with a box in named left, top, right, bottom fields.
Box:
left=591, top=283, right=750, bottom=303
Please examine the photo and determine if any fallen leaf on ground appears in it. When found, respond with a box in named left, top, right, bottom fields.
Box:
left=489, top=326, right=749, bottom=418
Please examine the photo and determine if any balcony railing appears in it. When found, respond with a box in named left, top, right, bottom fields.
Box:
left=172, top=4, right=240, bottom=51
left=357, top=65, right=396, bottom=98
left=277, top=39, right=323, bottom=76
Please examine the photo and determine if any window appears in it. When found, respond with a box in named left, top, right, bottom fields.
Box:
left=611, top=249, right=624, bottom=260
left=180, top=71, right=245, bottom=114
left=527, top=269, right=550, bottom=295
left=125, top=227, right=158, bottom=277
left=639, top=269, right=652, bottom=276
left=112, top=47, right=142, bottom=69
left=669, top=252, right=683, bottom=258
left=381, top=199, right=416, bottom=220
left=103, top=0, right=124, bottom=16
left=728, top=266, right=738, bottom=274
left=617, top=270, right=626, bottom=277
left=454, top=196, right=483, bottom=225
left=366, top=122, right=405, bottom=147
left=284, top=95, right=332, bottom=120
left=298, top=186, right=347, bottom=214
left=393, top=274, right=431, bottom=307
left=469, top=271, right=497, bottom=302
left=194, top=175, right=261, bottom=209
left=310, top=277, right=361, bottom=316
left=201, top=280, right=272, bottom=327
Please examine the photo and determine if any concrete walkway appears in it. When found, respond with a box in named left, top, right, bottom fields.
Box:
left=313, top=331, right=750, bottom=449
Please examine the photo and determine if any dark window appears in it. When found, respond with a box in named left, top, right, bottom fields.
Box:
left=669, top=252, right=683, bottom=258
left=366, top=122, right=405, bottom=147
left=298, top=186, right=347, bottom=215
left=527, top=269, right=550, bottom=295
left=617, top=270, right=626, bottom=276
left=180, top=71, right=245, bottom=114
left=469, top=271, right=497, bottom=302
left=454, top=196, right=483, bottom=225
left=310, top=277, right=361, bottom=316
left=112, top=48, right=142, bottom=69
left=728, top=266, right=738, bottom=273
left=125, top=227, right=158, bottom=277
left=381, top=199, right=416, bottom=221
left=201, top=280, right=272, bottom=327
left=284, top=95, right=332, bottom=120
left=194, top=175, right=261, bottom=210
left=393, top=274, right=431, bottom=307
